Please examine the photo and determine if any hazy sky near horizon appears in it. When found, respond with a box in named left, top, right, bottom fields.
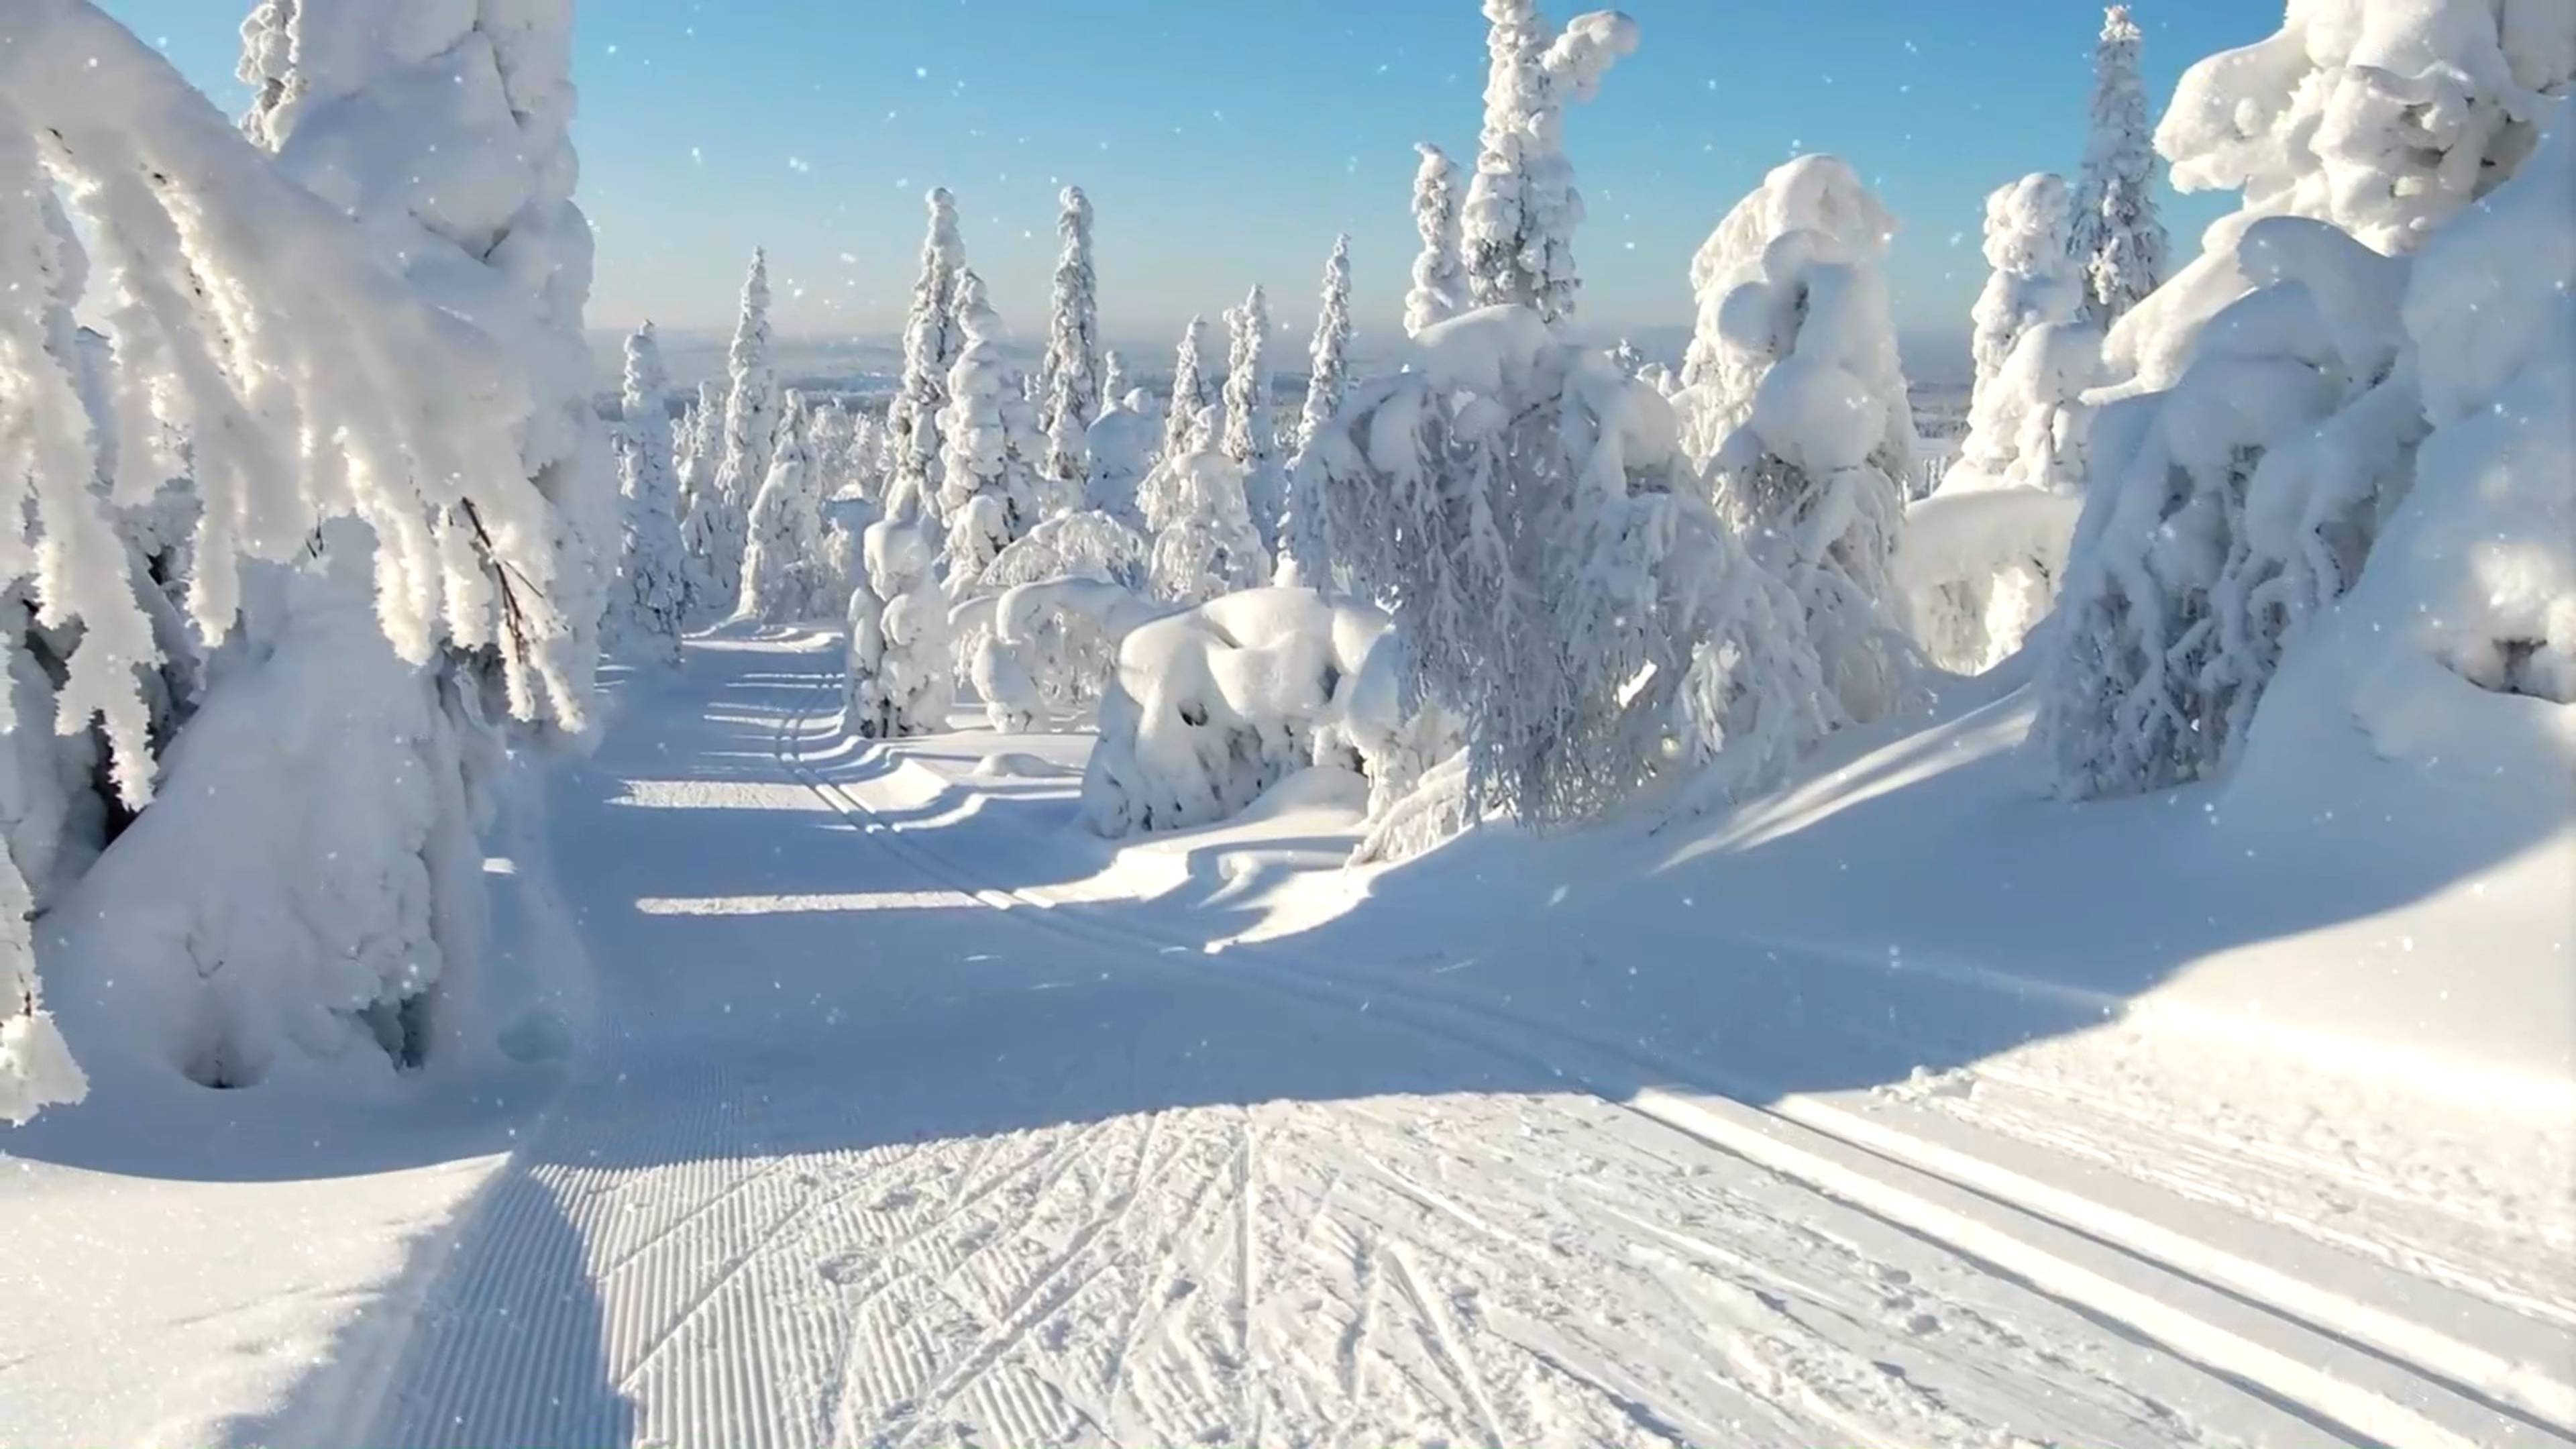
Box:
left=102, top=1, right=2273, bottom=350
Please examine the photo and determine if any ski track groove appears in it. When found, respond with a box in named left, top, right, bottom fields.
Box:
left=335, top=637, right=2565, bottom=1449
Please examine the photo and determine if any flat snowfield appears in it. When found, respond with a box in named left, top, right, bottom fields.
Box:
left=7, top=629, right=2570, bottom=1449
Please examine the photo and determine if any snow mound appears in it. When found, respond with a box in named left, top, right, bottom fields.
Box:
left=1082, top=588, right=1389, bottom=837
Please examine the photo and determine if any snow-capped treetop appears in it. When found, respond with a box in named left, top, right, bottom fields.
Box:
left=1296, top=236, right=1356, bottom=460
left=1969, top=173, right=2083, bottom=397
left=890, top=186, right=969, bottom=517
left=2069, top=5, right=2170, bottom=326
left=707, top=248, right=780, bottom=599
left=1681, top=154, right=1896, bottom=392
left=1460, top=1, right=1641, bottom=325
left=2157, top=0, right=2574, bottom=254
left=938, top=269, right=1046, bottom=588
left=614, top=321, right=688, bottom=659
left=622, top=321, right=673, bottom=457
left=1162, top=315, right=1218, bottom=463
left=1040, top=185, right=1104, bottom=491
left=1405, top=142, right=1467, bottom=336
left=1085, top=390, right=1160, bottom=528
left=1102, top=349, right=1130, bottom=402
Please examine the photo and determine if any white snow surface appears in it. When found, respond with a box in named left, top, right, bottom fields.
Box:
left=7, top=629, right=2565, bottom=1449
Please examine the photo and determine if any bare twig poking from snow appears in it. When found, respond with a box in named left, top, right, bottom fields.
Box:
left=704, top=250, right=778, bottom=616
left=1405, top=144, right=1467, bottom=337
left=2068, top=6, right=2170, bottom=327
left=1039, top=186, right=1105, bottom=501
left=888, top=188, right=969, bottom=523
left=612, top=323, right=689, bottom=664
left=1462, top=1, right=1640, bottom=325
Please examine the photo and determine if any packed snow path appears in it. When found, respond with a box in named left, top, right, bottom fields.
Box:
left=364, top=632, right=2561, bottom=1449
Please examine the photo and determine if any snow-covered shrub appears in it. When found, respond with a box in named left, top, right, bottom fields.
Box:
left=704, top=250, right=778, bottom=614
left=936, top=271, right=1045, bottom=592
left=1461, top=1, right=1641, bottom=323
left=1221, top=286, right=1287, bottom=553
left=1038, top=186, right=1104, bottom=502
left=1148, top=416, right=1273, bottom=606
left=1405, top=144, right=1467, bottom=336
left=1705, top=225, right=1919, bottom=724
left=845, top=506, right=953, bottom=739
left=1081, top=588, right=1389, bottom=835
left=2069, top=5, right=2171, bottom=327
left=1968, top=174, right=2082, bottom=399
left=1083, top=389, right=1160, bottom=529
left=1160, top=315, right=1218, bottom=477
left=967, top=575, right=1171, bottom=731
left=887, top=187, right=968, bottom=520
left=1676, top=156, right=1903, bottom=465
left=610, top=324, right=688, bottom=664
left=737, top=404, right=833, bottom=625
left=1311, top=305, right=1836, bottom=833
left=984, top=511, right=1149, bottom=594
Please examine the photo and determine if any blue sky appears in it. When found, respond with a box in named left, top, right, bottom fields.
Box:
left=102, top=1, right=2270, bottom=352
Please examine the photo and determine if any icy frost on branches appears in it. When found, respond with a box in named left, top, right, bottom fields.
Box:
left=1405, top=144, right=1467, bottom=336
left=888, top=188, right=969, bottom=520
left=2069, top=7, right=2170, bottom=327
left=1968, top=174, right=2082, bottom=400
left=1309, top=306, right=1834, bottom=831
left=1039, top=186, right=1104, bottom=500
left=1462, top=1, right=1641, bottom=324
left=612, top=323, right=688, bottom=663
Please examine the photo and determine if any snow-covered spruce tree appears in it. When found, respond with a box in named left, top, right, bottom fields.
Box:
left=675, top=378, right=727, bottom=621
left=2068, top=5, right=2169, bottom=327
left=1968, top=174, right=2083, bottom=400
left=1706, top=221, right=1919, bottom=724
left=1405, top=143, right=1468, bottom=335
left=2041, top=4, right=2575, bottom=799
left=1148, top=408, right=1273, bottom=606
left=844, top=499, right=953, bottom=739
left=1460, top=1, right=1640, bottom=324
left=737, top=398, right=833, bottom=625
left=702, top=249, right=778, bottom=615
left=1295, top=235, right=1355, bottom=461
left=1221, top=286, right=1288, bottom=554
left=612, top=323, right=688, bottom=665
left=1310, top=306, right=1835, bottom=834
left=937, top=270, right=1046, bottom=594
left=1083, top=388, right=1161, bottom=530
left=2, top=0, right=611, bottom=1102
left=1102, top=349, right=1131, bottom=403
left=1281, top=237, right=1356, bottom=582
left=1675, top=155, right=1904, bottom=464
left=886, top=187, right=969, bottom=521
left=1038, top=186, right=1104, bottom=505
left=1159, top=314, right=1218, bottom=469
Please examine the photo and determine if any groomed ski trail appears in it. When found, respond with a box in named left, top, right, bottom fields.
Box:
left=358, top=632, right=2565, bottom=1449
